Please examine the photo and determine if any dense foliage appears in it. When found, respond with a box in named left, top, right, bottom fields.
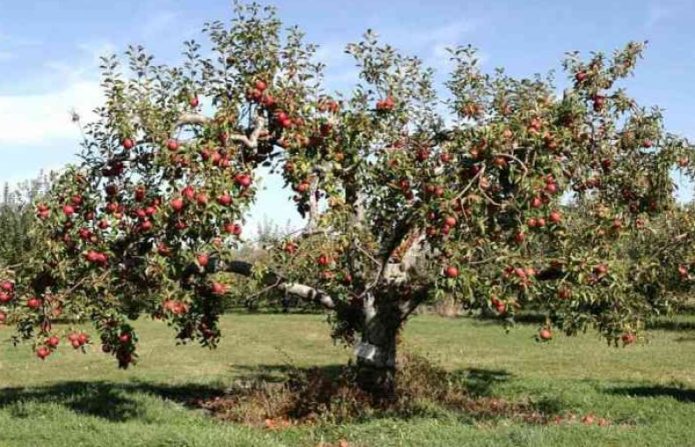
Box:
left=1, top=2, right=693, bottom=392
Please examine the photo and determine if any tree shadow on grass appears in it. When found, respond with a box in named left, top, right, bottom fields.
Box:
left=605, top=385, right=695, bottom=403
left=0, top=380, right=221, bottom=422
left=470, top=311, right=695, bottom=332
left=0, top=363, right=562, bottom=426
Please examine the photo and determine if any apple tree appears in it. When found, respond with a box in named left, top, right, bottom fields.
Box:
left=1, top=2, right=693, bottom=395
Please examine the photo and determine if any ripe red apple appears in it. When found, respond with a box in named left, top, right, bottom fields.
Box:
left=545, top=182, right=558, bottom=194
left=575, top=70, right=587, bottom=82
left=531, top=196, right=543, bottom=208
left=217, top=193, right=232, bottom=206
left=196, top=193, right=208, bottom=206
left=1, top=281, right=13, bottom=292
left=594, top=264, right=608, bottom=275
left=36, top=346, right=51, bottom=360
left=85, top=250, right=100, bottom=263
left=46, top=336, right=60, bottom=348
left=197, top=253, right=209, bottom=267
left=166, top=139, right=179, bottom=151
left=549, top=210, right=562, bottom=224
left=134, top=186, right=146, bottom=202
left=539, top=328, right=552, bottom=340
left=444, top=216, right=457, bottom=227
left=140, top=220, right=153, bottom=232
left=514, top=231, right=526, bottom=243
left=170, top=198, right=185, bottom=212
left=119, top=333, right=131, bottom=344
left=678, top=264, right=689, bottom=278
left=376, top=95, right=395, bottom=111
left=27, top=297, right=42, bottom=310
left=621, top=332, right=636, bottom=345
left=235, top=173, right=252, bottom=188
left=444, top=266, right=459, bottom=278
left=255, top=79, right=267, bottom=92
left=189, top=95, right=199, bottom=108
left=527, top=218, right=538, bottom=228
left=536, top=217, right=546, bottom=227
left=62, top=204, right=75, bottom=217
left=224, top=222, right=242, bottom=236
left=318, top=254, right=330, bottom=266
left=211, top=281, right=227, bottom=296
left=77, top=332, right=89, bottom=345
left=122, top=138, right=135, bottom=150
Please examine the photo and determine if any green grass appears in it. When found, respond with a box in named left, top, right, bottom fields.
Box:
left=0, top=313, right=693, bottom=447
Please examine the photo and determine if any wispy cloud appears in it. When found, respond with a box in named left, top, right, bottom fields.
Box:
left=0, top=41, right=108, bottom=147
left=0, top=80, right=102, bottom=146
left=645, top=2, right=674, bottom=29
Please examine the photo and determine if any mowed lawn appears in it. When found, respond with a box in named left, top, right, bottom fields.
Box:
left=0, top=313, right=693, bottom=447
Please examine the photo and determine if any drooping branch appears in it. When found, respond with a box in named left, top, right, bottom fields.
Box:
left=203, top=261, right=337, bottom=309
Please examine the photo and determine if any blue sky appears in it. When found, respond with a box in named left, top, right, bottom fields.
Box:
left=1, top=0, right=693, bottom=231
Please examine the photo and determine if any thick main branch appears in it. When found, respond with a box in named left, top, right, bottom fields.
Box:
left=186, top=259, right=338, bottom=310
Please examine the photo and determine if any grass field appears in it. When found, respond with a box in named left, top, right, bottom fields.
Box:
left=0, top=313, right=693, bottom=447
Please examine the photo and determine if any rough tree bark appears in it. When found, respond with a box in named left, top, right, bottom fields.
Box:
left=354, top=292, right=402, bottom=399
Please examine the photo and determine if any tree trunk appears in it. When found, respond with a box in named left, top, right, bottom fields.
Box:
left=354, top=293, right=401, bottom=400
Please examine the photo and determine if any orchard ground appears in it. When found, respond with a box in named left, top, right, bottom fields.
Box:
left=0, top=312, right=693, bottom=447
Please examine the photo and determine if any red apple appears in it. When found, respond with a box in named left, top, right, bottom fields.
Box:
left=166, top=139, right=179, bottom=151
left=444, top=266, right=459, bottom=278
left=255, top=79, right=267, bottom=92
left=36, top=346, right=51, bottom=360
left=122, top=138, right=135, bottom=150
left=217, top=193, right=232, bottom=206
left=170, top=198, right=185, bottom=212
left=211, top=281, right=227, bottom=296
left=539, top=328, right=552, bottom=340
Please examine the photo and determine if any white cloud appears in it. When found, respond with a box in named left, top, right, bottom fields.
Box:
left=0, top=79, right=101, bottom=146
left=0, top=38, right=109, bottom=147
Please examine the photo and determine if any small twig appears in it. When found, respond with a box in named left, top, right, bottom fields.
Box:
left=495, top=153, right=529, bottom=176
left=244, top=277, right=283, bottom=302
left=454, top=166, right=484, bottom=201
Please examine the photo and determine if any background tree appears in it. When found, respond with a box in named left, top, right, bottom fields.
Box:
left=0, top=172, right=55, bottom=266
left=1, top=2, right=693, bottom=397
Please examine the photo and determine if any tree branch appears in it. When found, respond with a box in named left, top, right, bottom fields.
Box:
left=193, top=259, right=338, bottom=310
left=172, top=112, right=267, bottom=150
